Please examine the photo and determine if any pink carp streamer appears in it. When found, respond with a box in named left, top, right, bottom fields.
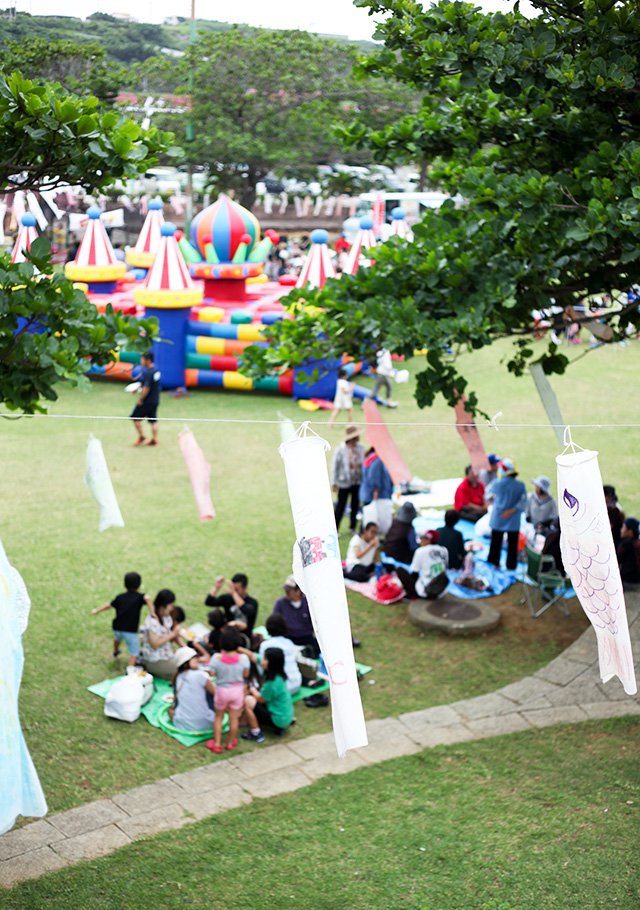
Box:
left=557, top=447, right=636, bottom=695
left=453, top=395, right=489, bottom=475
left=362, top=398, right=412, bottom=485
left=280, top=426, right=367, bottom=757
left=179, top=429, right=215, bottom=522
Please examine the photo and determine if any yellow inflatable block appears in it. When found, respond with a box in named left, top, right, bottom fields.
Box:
left=223, top=371, right=254, bottom=391
left=298, top=399, right=319, bottom=412
left=195, top=336, right=225, bottom=355
left=197, top=306, right=225, bottom=323
left=237, top=324, right=266, bottom=342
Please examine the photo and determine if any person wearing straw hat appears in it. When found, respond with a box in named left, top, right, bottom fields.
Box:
left=331, top=424, right=365, bottom=533
left=171, top=646, right=215, bottom=733
left=486, top=458, right=527, bottom=571
left=526, top=475, right=558, bottom=535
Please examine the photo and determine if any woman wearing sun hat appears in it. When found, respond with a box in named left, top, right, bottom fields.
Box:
left=526, top=475, right=558, bottom=535
left=486, top=458, right=527, bottom=570
left=331, top=424, right=365, bottom=533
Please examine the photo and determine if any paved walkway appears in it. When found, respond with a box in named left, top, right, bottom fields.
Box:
left=2, top=596, right=640, bottom=889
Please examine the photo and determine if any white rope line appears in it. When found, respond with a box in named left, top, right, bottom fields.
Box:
left=2, top=412, right=640, bottom=429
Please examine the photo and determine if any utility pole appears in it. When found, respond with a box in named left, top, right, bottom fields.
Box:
left=184, top=0, right=196, bottom=232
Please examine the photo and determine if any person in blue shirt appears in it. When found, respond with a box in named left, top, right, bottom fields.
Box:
left=360, top=448, right=393, bottom=505
left=131, top=351, right=161, bottom=447
left=486, top=458, right=527, bottom=570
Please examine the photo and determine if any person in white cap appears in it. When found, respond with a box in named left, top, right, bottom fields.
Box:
left=171, top=646, right=215, bottom=733
left=526, top=475, right=558, bottom=535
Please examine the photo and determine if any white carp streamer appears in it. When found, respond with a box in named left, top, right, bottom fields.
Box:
left=280, top=425, right=368, bottom=757
left=85, top=435, right=125, bottom=532
left=557, top=445, right=637, bottom=695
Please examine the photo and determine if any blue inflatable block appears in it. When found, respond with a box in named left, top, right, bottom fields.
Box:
left=192, top=369, right=225, bottom=388
left=261, top=312, right=285, bottom=325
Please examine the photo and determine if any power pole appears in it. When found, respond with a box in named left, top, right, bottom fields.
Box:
left=184, top=0, right=196, bottom=233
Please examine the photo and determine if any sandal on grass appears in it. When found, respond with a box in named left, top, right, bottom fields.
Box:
left=225, top=738, right=238, bottom=751
left=205, top=739, right=223, bottom=754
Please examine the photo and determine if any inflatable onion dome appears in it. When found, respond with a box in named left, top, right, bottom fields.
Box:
left=296, top=229, right=336, bottom=290
left=190, top=194, right=260, bottom=263
left=135, top=222, right=203, bottom=309
left=65, top=207, right=127, bottom=282
left=391, top=207, right=406, bottom=220
left=126, top=197, right=164, bottom=269
left=11, top=213, right=38, bottom=264
left=345, top=217, right=377, bottom=276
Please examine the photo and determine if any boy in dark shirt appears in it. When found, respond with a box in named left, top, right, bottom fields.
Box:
left=131, top=351, right=161, bottom=447
left=91, top=571, right=154, bottom=665
left=204, top=572, right=258, bottom=637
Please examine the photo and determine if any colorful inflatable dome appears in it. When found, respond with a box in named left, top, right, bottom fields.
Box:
left=190, top=195, right=260, bottom=264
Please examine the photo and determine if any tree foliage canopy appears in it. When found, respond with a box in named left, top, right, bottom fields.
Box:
left=0, top=72, right=173, bottom=412
left=0, top=70, right=176, bottom=193
left=0, top=238, right=158, bottom=413
left=131, top=27, right=417, bottom=206
left=243, top=0, right=640, bottom=413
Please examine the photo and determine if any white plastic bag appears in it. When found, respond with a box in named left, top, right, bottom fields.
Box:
left=362, top=498, right=393, bottom=535
left=104, top=675, right=144, bottom=723
left=126, top=666, right=154, bottom=706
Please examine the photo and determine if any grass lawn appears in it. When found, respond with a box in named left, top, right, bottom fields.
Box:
left=4, top=718, right=639, bottom=909
left=0, top=336, right=637, bottom=814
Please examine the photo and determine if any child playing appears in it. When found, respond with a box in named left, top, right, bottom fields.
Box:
left=328, top=368, right=354, bottom=426
left=171, top=646, right=216, bottom=732
left=202, top=608, right=227, bottom=654
left=91, top=572, right=154, bottom=666
left=206, top=628, right=250, bottom=754
left=170, top=605, right=209, bottom=661
left=241, top=647, right=294, bottom=744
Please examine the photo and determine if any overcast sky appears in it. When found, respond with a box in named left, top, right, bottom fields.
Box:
left=14, top=0, right=537, bottom=41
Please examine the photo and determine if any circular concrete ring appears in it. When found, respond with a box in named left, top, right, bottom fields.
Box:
left=409, top=594, right=501, bottom=637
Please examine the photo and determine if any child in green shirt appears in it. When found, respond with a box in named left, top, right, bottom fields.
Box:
left=241, top=647, right=294, bottom=743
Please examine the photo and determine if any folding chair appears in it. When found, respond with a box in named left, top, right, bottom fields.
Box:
left=521, top=544, right=572, bottom=618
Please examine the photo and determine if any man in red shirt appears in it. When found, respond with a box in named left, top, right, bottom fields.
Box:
left=454, top=466, right=488, bottom=523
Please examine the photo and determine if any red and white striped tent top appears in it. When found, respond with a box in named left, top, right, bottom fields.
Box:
left=74, top=207, right=119, bottom=267
left=132, top=199, right=164, bottom=255
left=11, top=214, right=38, bottom=264
left=143, top=223, right=195, bottom=291
left=389, top=208, right=414, bottom=242
left=345, top=218, right=377, bottom=275
left=296, top=230, right=336, bottom=290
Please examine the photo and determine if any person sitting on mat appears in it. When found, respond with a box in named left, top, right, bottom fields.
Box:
left=241, top=647, right=294, bottom=744
left=239, top=614, right=302, bottom=695
left=141, top=589, right=183, bottom=679
left=344, top=522, right=380, bottom=581
left=201, top=608, right=227, bottom=655
left=91, top=571, right=155, bottom=666
left=205, top=572, right=258, bottom=639
left=171, top=646, right=215, bottom=732
left=436, top=510, right=466, bottom=570
left=396, top=530, right=449, bottom=599
left=271, top=576, right=319, bottom=657
left=453, top=465, right=488, bottom=523
left=383, top=501, right=418, bottom=566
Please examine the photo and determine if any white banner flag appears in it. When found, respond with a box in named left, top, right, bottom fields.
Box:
left=557, top=442, right=636, bottom=695
left=85, top=435, right=125, bottom=532
left=279, top=426, right=367, bottom=757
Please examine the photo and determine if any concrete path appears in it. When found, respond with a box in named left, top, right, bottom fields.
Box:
left=2, top=596, right=640, bottom=889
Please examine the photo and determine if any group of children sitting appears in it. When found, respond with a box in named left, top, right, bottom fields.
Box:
left=92, top=572, right=297, bottom=751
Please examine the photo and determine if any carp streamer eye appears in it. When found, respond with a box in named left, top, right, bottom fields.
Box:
left=563, top=489, right=579, bottom=516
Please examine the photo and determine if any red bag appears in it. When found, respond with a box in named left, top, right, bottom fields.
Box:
left=375, top=574, right=404, bottom=601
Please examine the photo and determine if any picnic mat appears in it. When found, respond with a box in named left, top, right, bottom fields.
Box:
left=89, top=662, right=373, bottom=743
left=87, top=677, right=224, bottom=747
left=344, top=577, right=405, bottom=605
left=378, top=553, right=519, bottom=601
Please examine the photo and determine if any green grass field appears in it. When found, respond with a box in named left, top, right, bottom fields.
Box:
left=4, top=718, right=639, bottom=910
left=1, top=337, right=638, bottom=818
